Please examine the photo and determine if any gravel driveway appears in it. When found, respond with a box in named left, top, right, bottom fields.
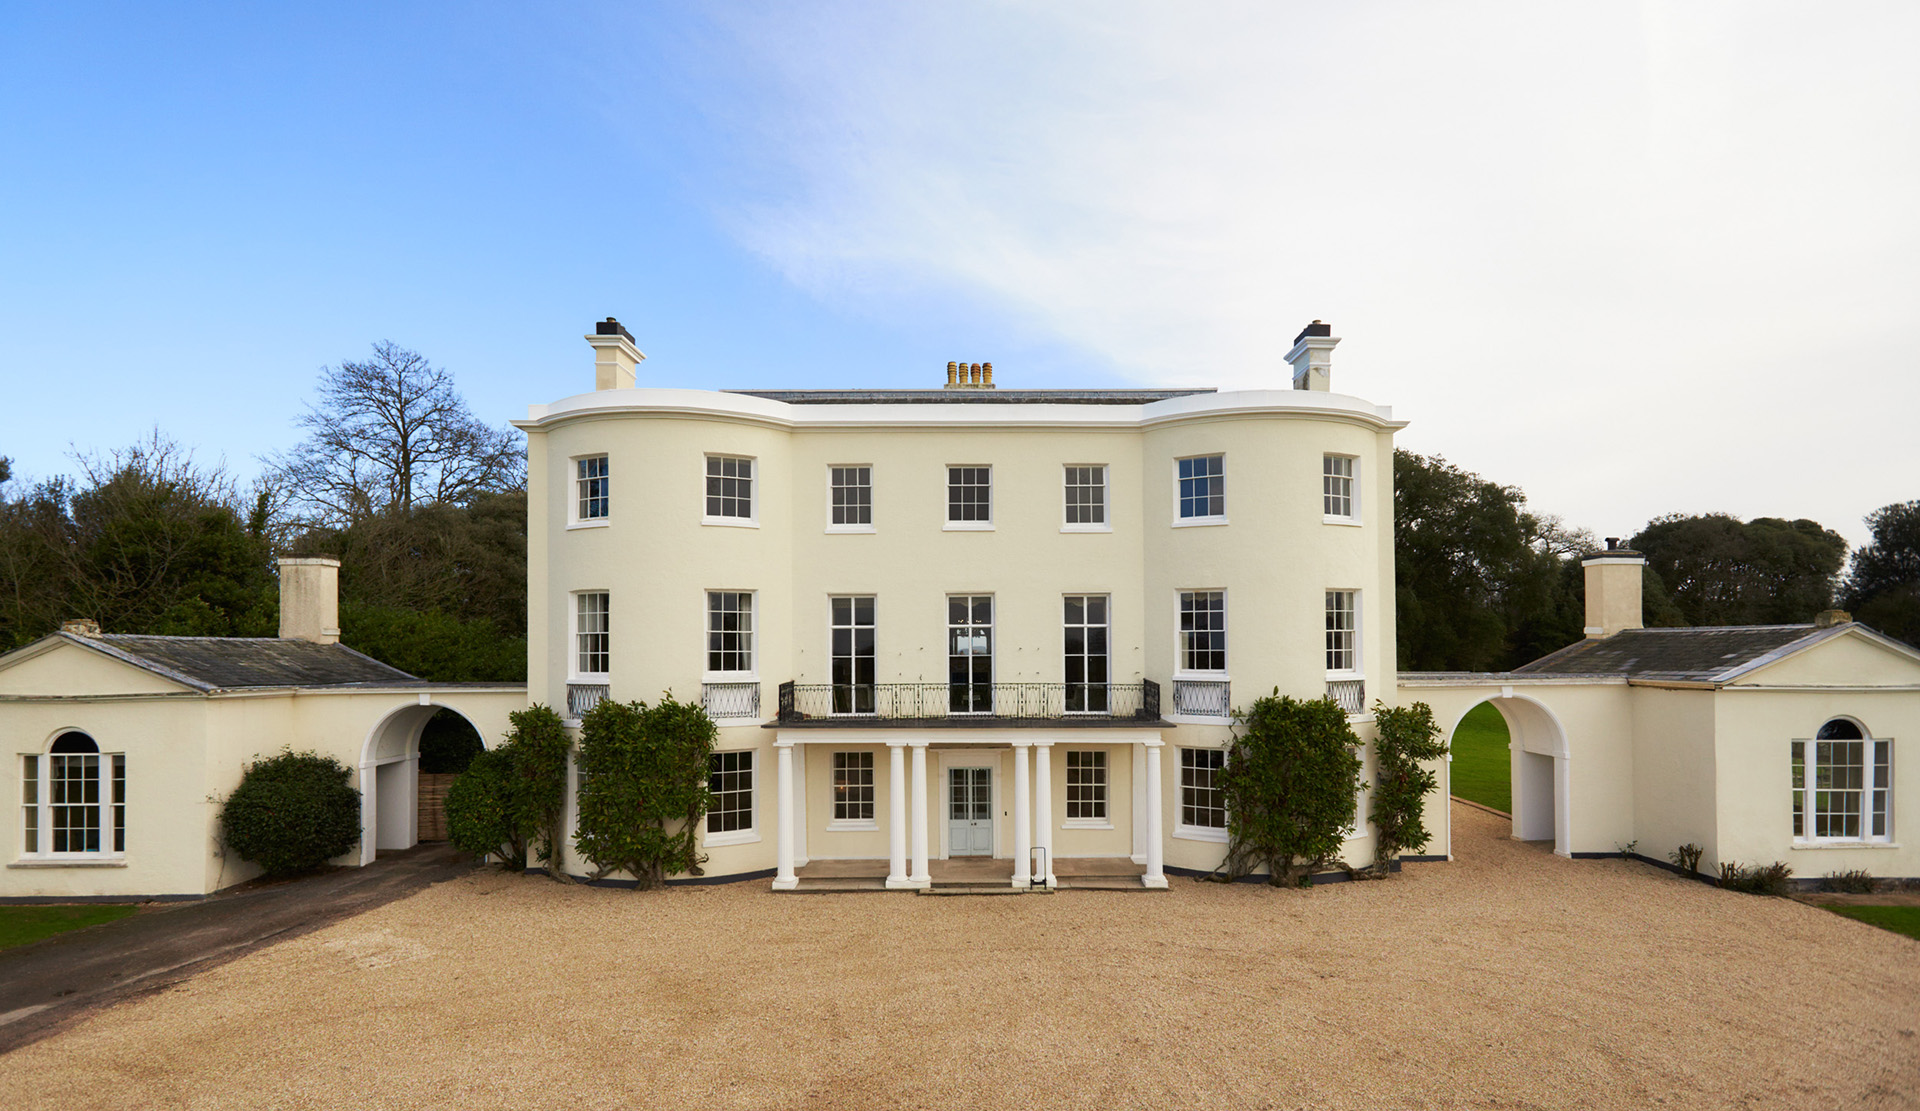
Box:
left=2, top=803, right=1915, bottom=1110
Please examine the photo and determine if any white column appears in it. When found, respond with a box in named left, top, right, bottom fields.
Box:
left=909, top=742, right=931, bottom=887
left=773, top=742, right=797, bottom=890
left=886, top=742, right=910, bottom=889
left=1011, top=742, right=1032, bottom=889
left=1143, top=740, right=1167, bottom=888
left=1033, top=741, right=1056, bottom=888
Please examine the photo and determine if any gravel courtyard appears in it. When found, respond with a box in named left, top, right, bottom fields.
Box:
left=3, top=803, right=1916, bottom=1110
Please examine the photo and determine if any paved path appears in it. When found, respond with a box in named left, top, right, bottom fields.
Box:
left=0, top=843, right=475, bottom=1054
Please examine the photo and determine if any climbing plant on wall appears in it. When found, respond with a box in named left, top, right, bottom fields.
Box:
left=1368, top=701, right=1450, bottom=873
left=1215, top=693, right=1363, bottom=886
left=443, top=704, right=569, bottom=874
left=573, top=695, right=715, bottom=889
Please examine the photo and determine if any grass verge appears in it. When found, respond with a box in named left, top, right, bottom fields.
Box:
left=1825, top=904, right=1920, bottom=941
left=1449, top=701, right=1510, bottom=813
left=0, top=904, right=138, bottom=950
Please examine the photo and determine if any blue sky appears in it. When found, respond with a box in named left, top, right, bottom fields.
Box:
left=2, top=3, right=1915, bottom=547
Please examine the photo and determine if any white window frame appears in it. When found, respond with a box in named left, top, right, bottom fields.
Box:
left=826, top=464, right=875, bottom=534
left=828, top=750, right=879, bottom=831
left=1172, top=454, right=1228, bottom=528
left=704, top=590, right=757, bottom=680
left=571, top=591, right=611, bottom=680
left=1063, top=594, right=1111, bottom=715
left=1792, top=719, right=1893, bottom=845
left=1174, top=589, right=1228, bottom=679
left=1174, top=745, right=1229, bottom=842
left=944, top=465, right=993, bottom=530
left=17, top=735, right=125, bottom=863
left=704, top=748, right=759, bottom=847
left=1323, top=454, right=1359, bottom=525
left=703, top=454, right=759, bottom=528
left=1063, top=749, right=1112, bottom=829
left=1062, top=464, right=1110, bottom=533
left=828, top=595, right=877, bottom=716
left=1325, top=590, right=1361, bottom=677
left=947, top=594, right=995, bottom=714
left=570, top=454, right=611, bottom=529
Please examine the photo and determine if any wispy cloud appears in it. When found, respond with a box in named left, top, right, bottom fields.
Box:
left=669, top=2, right=1919, bottom=542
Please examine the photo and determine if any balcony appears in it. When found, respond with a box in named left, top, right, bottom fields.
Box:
left=1326, top=678, right=1366, bottom=715
left=1170, top=678, right=1230, bottom=718
left=566, top=682, right=609, bottom=719
left=774, top=680, right=1163, bottom=727
left=702, top=681, right=762, bottom=721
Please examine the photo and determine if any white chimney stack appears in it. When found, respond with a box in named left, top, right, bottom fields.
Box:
left=587, top=317, right=645, bottom=391
left=1285, top=320, right=1338, bottom=391
left=279, top=557, right=341, bottom=645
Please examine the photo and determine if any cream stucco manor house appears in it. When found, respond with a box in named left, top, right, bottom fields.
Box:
left=6, top=318, right=1918, bottom=899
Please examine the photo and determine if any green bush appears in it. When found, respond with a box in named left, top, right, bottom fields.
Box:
left=445, top=748, right=523, bottom=867
left=442, top=705, right=569, bottom=872
left=1821, top=869, right=1879, bottom=894
left=1216, top=693, right=1362, bottom=886
left=1718, top=861, right=1794, bottom=896
left=1368, top=701, right=1449, bottom=873
left=574, top=695, right=715, bottom=889
left=1670, top=843, right=1704, bottom=873
left=220, top=750, right=362, bottom=877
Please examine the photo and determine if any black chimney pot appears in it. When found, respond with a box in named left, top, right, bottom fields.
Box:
left=1292, top=320, right=1331, bottom=345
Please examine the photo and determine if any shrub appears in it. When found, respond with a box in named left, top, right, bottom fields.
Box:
left=1368, top=701, right=1449, bottom=873
left=1718, top=861, right=1794, bottom=896
left=574, top=695, right=715, bottom=888
left=442, top=705, right=570, bottom=872
left=1216, top=693, right=1363, bottom=887
left=220, top=750, right=362, bottom=877
left=1670, top=843, right=1704, bottom=873
left=445, top=748, right=523, bottom=867
left=1821, top=869, right=1879, bottom=894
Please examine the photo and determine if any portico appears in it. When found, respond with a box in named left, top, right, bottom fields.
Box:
left=768, top=730, right=1169, bottom=892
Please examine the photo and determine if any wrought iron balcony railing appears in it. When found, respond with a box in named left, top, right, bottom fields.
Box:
left=1326, top=678, right=1366, bottom=715
left=567, top=682, right=609, bottom=719
left=702, top=681, right=762, bottom=720
left=775, top=680, right=1161, bottom=725
left=1170, top=678, right=1231, bottom=718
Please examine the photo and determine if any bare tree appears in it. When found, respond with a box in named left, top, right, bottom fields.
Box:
left=271, top=342, right=523, bottom=526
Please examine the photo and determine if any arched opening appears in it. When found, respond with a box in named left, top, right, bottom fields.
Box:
left=358, top=702, right=487, bottom=865
left=1447, top=695, right=1572, bottom=856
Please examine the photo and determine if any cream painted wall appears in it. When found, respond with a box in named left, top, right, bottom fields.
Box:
left=1713, top=687, right=1920, bottom=878
left=1628, top=687, right=1719, bottom=864
left=1726, top=631, right=1920, bottom=688
left=0, top=640, right=196, bottom=697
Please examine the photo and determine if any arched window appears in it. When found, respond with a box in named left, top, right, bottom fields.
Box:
left=1792, top=718, right=1890, bottom=843
left=20, top=731, right=124, bottom=858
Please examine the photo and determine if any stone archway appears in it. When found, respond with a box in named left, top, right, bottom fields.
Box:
left=358, top=701, right=487, bottom=865
left=1444, top=694, right=1572, bottom=857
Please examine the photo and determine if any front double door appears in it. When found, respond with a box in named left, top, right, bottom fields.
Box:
left=947, top=767, right=993, bottom=856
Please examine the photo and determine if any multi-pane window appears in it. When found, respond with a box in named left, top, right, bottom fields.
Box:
left=19, top=733, right=123, bottom=858
left=947, top=466, right=991, bottom=524
left=576, top=455, right=609, bottom=521
left=705, top=455, right=754, bottom=520
left=1066, top=750, right=1107, bottom=821
left=575, top=592, right=610, bottom=676
left=1177, top=455, right=1225, bottom=520
left=1064, top=465, right=1107, bottom=527
left=1325, top=591, right=1358, bottom=673
left=1180, top=748, right=1227, bottom=830
left=1793, top=719, right=1892, bottom=842
left=1179, top=591, right=1227, bottom=672
left=1063, top=595, right=1110, bottom=713
left=833, top=752, right=876, bottom=822
left=831, top=596, right=876, bottom=715
left=830, top=466, right=872, bottom=528
left=948, top=595, right=994, bottom=713
left=706, top=751, right=754, bottom=835
left=707, top=591, right=754, bottom=674
left=1323, top=455, right=1355, bottom=519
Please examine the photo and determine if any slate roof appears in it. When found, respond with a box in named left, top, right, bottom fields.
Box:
left=725, top=389, right=1214, bottom=406
left=1512, top=624, right=1849, bottom=683
left=76, top=634, right=422, bottom=691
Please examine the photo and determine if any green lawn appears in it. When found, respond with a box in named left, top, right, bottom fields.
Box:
left=0, top=904, right=138, bottom=950
left=1449, top=701, right=1511, bottom=814
left=1825, top=904, right=1920, bottom=941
